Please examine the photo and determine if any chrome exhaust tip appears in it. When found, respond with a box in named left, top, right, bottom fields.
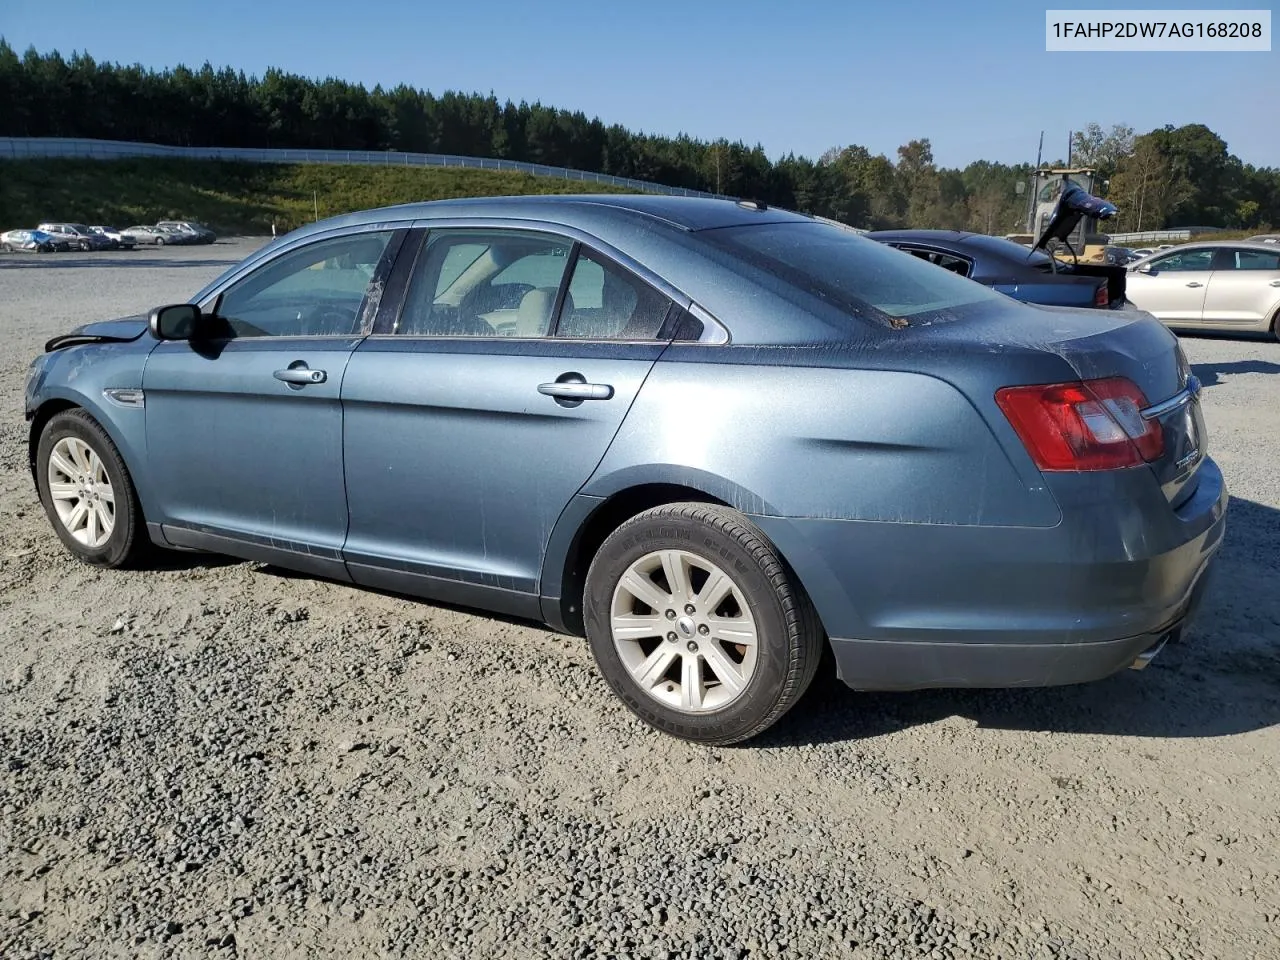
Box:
left=1130, top=636, right=1168, bottom=671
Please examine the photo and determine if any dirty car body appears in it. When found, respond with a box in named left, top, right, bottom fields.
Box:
left=24, top=195, right=1227, bottom=743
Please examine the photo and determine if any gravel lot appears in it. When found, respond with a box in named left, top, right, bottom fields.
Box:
left=1, top=240, right=1278, bottom=960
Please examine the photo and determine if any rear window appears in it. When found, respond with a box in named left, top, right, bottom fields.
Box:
left=702, top=221, right=1006, bottom=327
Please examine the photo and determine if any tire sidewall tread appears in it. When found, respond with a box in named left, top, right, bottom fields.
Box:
left=36, top=409, right=143, bottom=568
left=584, top=502, right=823, bottom=746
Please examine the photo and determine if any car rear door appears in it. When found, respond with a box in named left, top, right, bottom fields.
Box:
left=1126, top=247, right=1215, bottom=326
left=142, top=226, right=404, bottom=576
left=339, top=225, right=680, bottom=614
left=1200, top=246, right=1280, bottom=328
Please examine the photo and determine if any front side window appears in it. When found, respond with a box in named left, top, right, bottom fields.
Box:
left=704, top=221, right=1007, bottom=327
left=397, top=231, right=573, bottom=337
left=557, top=249, right=672, bottom=340
left=1227, top=248, right=1280, bottom=271
left=213, top=230, right=393, bottom=338
left=1149, top=249, right=1214, bottom=272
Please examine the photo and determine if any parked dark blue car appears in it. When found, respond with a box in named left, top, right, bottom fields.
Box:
left=24, top=195, right=1225, bottom=744
left=866, top=230, right=1132, bottom=310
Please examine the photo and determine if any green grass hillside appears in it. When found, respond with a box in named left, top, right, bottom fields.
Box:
left=0, top=158, right=638, bottom=234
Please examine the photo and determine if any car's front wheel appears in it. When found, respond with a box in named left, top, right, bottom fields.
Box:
left=584, top=503, right=823, bottom=745
left=36, top=410, right=145, bottom=568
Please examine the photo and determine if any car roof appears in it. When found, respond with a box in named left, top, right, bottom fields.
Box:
left=1148, top=240, right=1280, bottom=254
left=294, top=194, right=809, bottom=238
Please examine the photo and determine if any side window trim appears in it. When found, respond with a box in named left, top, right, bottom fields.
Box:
left=374, top=227, right=428, bottom=335
left=548, top=239, right=582, bottom=338
left=1210, top=247, right=1234, bottom=271
left=402, top=215, right=731, bottom=345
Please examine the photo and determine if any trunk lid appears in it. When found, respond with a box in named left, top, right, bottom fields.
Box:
left=1014, top=304, right=1204, bottom=505
left=913, top=300, right=1203, bottom=505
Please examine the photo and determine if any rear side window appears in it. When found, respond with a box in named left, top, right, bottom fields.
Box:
left=1228, top=248, right=1280, bottom=271
left=703, top=221, right=1006, bottom=327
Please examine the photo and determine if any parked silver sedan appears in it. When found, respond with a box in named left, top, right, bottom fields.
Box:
left=1126, top=241, right=1280, bottom=339
left=122, top=225, right=172, bottom=246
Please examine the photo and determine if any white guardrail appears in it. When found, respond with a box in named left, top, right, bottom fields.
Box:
left=1107, top=228, right=1226, bottom=244
left=0, top=136, right=724, bottom=200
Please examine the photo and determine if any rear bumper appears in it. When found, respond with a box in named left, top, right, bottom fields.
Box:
left=827, top=563, right=1213, bottom=690
left=750, top=456, right=1228, bottom=690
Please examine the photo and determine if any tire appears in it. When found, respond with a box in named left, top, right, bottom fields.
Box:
left=155, top=237, right=165, bottom=246
left=36, top=409, right=146, bottom=568
left=1272, top=307, right=1280, bottom=343
left=584, top=502, right=823, bottom=745
left=79, top=240, right=91, bottom=251
left=1, top=243, right=11, bottom=253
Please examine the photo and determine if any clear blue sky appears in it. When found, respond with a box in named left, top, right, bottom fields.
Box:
left=3, top=0, right=1276, bottom=168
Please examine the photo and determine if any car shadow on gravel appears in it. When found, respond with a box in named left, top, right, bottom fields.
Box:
left=759, top=495, right=1280, bottom=748
left=1193, top=359, right=1280, bottom=387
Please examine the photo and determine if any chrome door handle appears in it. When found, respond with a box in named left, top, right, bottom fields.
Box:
left=1185, top=282, right=1203, bottom=288
left=538, top=382, right=613, bottom=401
left=1269, top=279, right=1280, bottom=287
left=274, top=366, right=326, bottom=384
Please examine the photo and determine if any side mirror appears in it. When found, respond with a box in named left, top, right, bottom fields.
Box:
left=1134, top=263, right=1153, bottom=274
left=149, top=303, right=201, bottom=340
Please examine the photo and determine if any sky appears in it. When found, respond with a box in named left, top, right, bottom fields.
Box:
left=3, top=0, right=1276, bottom=169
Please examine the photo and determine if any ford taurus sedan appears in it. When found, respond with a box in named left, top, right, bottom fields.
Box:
left=24, top=195, right=1227, bottom=744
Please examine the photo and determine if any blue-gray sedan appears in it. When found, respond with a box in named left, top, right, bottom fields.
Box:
left=24, top=195, right=1227, bottom=744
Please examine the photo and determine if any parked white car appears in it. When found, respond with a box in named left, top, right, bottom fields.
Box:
left=1126, top=241, right=1280, bottom=338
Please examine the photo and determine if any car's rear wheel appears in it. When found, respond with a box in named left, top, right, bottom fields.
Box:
left=584, top=503, right=823, bottom=745
left=36, top=410, right=145, bottom=568
left=1, top=243, right=11, bottom=253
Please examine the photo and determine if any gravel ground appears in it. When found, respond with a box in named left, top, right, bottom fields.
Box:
left=1, top=240, right=1278, bottom=960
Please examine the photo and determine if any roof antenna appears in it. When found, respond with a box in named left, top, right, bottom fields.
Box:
left=736, top=198, right=768, bottom=211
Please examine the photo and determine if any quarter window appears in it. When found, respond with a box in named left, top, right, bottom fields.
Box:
left=397, top=231, right=573, bottom=337
left=557, top=249, right=672, bottom=340
left=213, top=231, right=394, bottom=338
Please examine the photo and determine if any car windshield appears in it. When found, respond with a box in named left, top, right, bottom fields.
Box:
left=702, top=221, right=1006, bottom=326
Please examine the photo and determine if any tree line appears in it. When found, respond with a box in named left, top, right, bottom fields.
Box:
left=2, top=40, right=1277, bottom=234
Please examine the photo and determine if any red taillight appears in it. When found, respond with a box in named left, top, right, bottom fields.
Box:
left=995, top=376, right=1164, bottom=471
left=1094, top=283, right=1109, bottom=307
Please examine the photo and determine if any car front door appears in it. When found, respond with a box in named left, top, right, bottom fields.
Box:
left=1201, top=246, right=1280, bottom=329
left=340, top=226, right=680, bottom=614
left=1126, top=247, right=1216, bottom=326
left=142, top=227, right=403, bottom=576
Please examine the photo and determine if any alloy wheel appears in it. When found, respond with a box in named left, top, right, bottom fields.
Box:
left=47, top=436, right=116, bottom=548
left=610, top=549, right=759, bottom=713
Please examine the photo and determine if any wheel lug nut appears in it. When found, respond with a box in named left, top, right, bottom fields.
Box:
left=667, top=632, right=677, bottom=642
left=697, top=624, right=709, bottom=635
left=686, top=641, right=698, bottom=652
left=665, top=609, right=677, bottom=620
left=684, top=604, right=696, bottom=615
